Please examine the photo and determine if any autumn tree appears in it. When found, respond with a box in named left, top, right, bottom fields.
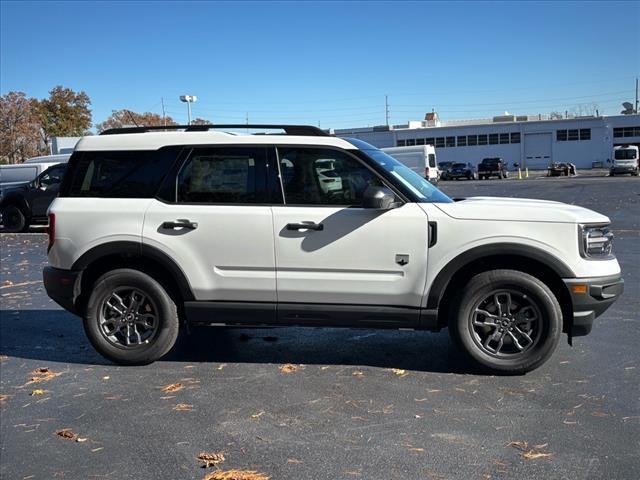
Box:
left=0, top=91, right=47, bottom=164
left=35, top=86, right=92, bottom=147
left=191, top=118, right=212, bottom=125
left=96, top=110, right=178, bottom=132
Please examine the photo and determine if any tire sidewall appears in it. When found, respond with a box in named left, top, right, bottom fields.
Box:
left=452, top=270, right=562, bottom=374
left=84, top=269, right=179, bottom=365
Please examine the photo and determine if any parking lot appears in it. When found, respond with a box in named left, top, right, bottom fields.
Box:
left=1, top=175, right=638, bottom=480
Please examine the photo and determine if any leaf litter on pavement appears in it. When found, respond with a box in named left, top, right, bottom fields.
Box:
left=202, top=470, right=270, bottom=480
left=197, top=452, right=226, bottom=468
left=507, top=441, right=553, bottom=460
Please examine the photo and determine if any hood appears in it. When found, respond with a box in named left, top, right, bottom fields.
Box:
left=434, top=196, right=610, bottom=224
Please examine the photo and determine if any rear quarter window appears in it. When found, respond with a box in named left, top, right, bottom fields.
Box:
left=62, top=148, right=180, bottom=198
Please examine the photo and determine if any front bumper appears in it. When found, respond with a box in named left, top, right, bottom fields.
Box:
left=611, top=166, right=638, bottom=174
left=563, top=273, right=624, bottom=336
left=43, top=266, right=82, bottom=315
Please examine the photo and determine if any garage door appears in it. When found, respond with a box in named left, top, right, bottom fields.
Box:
left=524, top=133, right=552, bottom=169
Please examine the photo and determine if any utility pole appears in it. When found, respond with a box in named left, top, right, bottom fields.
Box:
left=635, top=77, right=638, bottom=113
left=385, top=95, right=389, bottom=126
left=161, top=97, right=166, bottom=126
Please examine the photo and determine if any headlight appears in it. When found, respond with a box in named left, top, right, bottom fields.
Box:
left=579, top=224, right=614, bottom=258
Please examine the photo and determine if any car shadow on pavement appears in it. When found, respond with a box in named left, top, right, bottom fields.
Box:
left=0, top=309, right=477, bottom=374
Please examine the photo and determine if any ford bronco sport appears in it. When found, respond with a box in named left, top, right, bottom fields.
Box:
left=43, top=124, right=624, bottom=374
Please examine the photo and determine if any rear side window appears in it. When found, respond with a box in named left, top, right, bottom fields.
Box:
left=0, top=166, right=38, bottom=183
left=63, top=148, right=179, bottom=198
left=177, top=147, right=269, bottom=204
left=428, top=153, right=436, bottom=168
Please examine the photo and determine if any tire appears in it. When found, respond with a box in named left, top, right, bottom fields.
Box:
left=83, top=268, right=180, bottom=365
left=1, top=205, right=28, bottom=233
left=449, top=269, right=562, bottom=375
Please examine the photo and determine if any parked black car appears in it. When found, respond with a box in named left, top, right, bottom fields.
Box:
left=478, top=157, right=508, bottom=179
left=438, top=161, right=454, bottom=180
left=448, top=162, right=477, bottom=180
left=0, top=163, right=66, bottom=232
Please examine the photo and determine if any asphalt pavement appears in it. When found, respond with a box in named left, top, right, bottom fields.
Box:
left=1, top=175, right=638, bottom=480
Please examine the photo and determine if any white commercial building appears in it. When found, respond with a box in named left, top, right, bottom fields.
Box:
left=335, top=113, right=640, bottom=169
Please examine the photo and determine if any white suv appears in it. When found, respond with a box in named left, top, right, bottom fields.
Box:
left=43, top=125, right=624, bottom=374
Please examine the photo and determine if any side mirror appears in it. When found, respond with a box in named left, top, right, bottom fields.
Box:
left=363, top=185, right=397, bottom=210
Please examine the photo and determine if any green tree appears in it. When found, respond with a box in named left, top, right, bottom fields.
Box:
left=36, top=86, right=92, bottom=146
left=96, top=110, right=177, bottom=132
left=0, top=91, right=47, bottom=164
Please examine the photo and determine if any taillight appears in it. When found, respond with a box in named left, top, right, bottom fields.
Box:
left=47, top=213, right=55, bottom=252
left=425, top=167, right=430, bottom=178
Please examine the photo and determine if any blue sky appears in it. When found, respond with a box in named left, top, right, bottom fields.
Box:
left=1, top=0, right=638, bottom=130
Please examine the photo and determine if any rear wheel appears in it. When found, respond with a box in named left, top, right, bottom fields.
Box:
left=83, top=269, right=180, bottom=365
left=449, top=269, right=562, bottom=374
left=1, top=205, right=28, bottom=233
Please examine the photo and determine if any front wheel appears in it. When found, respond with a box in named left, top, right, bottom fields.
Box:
left=449, top=269, right=562, bottom=374
left=1, top=205, right=28, bottom=233
left=83, top=269, right=180, bottom=365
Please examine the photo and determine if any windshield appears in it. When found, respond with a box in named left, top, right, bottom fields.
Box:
left=453, top=163, right=466, bottom=168
left=360, top=148, right=452, bottom=203
left=614, top=149, right=638, bottom=160
left=482, top=158, right=500, bottom=164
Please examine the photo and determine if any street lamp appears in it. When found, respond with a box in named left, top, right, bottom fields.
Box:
left=179, top=95, right=197, bottom=125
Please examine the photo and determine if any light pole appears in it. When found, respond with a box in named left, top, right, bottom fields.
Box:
left=179, top=95, right=197, bottom=125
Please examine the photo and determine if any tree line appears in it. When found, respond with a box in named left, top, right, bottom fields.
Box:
left=0, top=86, right=211, bottom=164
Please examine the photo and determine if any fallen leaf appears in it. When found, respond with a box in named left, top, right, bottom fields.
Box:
left=2, top=280, right=13, bottom=287
left=279, top=364, right=302, bottom=374
left=197, top=452, right=226, bottom=468
left=91, top=447, right=104, bottom=453
left=0, top=394, right=9, bottom=403
left=408, top=447, right=425, bottom=452
left=391, top=368, right=408, bottom=377
left=30, top=389, right=46, bottom=396
left=287, top=458, right=302, bottom=464
left=507, top=441, right=528, bottom=451
left=102, top=376, right=110, bottom=380
left=251, top=411, right=265, bottom=419
left=591, top=411, right=610, bottom=417
left=173, top=403, right=193, bottom=411
left=217, top=364, right=227, bottom=370
left=0, top=355, right=8, bottom=362
left=162, top=383, right=184, bottom=393
left=76, top=437, right=88, bottom=443
left=522, top=450, right=553, bottom=460
left=352, top=370, right=364, bottom=377
left=203, top=469, right=270, bottom=480
left=25, top=367, right=62, bottom=385
left=55, top=428, right=78, bottom=440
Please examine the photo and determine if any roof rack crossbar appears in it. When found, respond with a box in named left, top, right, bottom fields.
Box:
left=99, top=124, right=330, bottom=136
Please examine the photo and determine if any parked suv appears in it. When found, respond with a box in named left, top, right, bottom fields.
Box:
left=478, top=157, right=508, bottom=179
left=43, top=125, right=623, bottom=374
left=448, top=162, right=477, bottom=180
left=1, top=163, right=67, bottom=232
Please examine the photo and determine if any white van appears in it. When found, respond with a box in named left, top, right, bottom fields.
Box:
left=610, top=145, right=639, bottom=176
left=381, top=145, right=439, bottom=183
left=1, top=154, right=71, bottom=189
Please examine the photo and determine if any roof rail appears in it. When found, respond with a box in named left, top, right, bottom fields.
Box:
left=99, top=124, right=331, bottom=137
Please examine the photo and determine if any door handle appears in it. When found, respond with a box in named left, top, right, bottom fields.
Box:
left=286, top=222, right=323, bottom=231
left=162, top=220, right=198, bottom=230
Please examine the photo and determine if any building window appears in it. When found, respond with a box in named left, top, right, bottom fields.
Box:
left=435, top=137, right=445, bottom=148
left=416, top=138, right=425, bottom=145
left=478, top=134, right=488, bottom=145
left=568, top=129, right=579, bottom=141
left=489, top=134, right=499, bottom=145
left=636, top=127, right=640, bottom=136
left=613, top=128, right=623, bottom=138
left=557, top=130, right=567, bottom=141
left=510, top=132, right=520, bottom=143
left=446, top=136, right=455, bottom=147
left=457, top=136, right=467, bottom=147
left=499, top=133, right=510, bottom=144
left=406, top=139, right=416, bottom=146
left=624, top=127, right=636, bottom=137
left=397, top=139, right=406, bottom=147
left=425, top=138, right=435, bottom=146
left=580, top=129, right=591, bottom=140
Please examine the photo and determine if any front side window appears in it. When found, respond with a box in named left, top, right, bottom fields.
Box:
left=38, top=165, right=66, bottom=189
left=177, top=147, right=268, bottom=203
left=277, top=148, right=382, bottom=206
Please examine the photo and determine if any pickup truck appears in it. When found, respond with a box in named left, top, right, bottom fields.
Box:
left=478, top=157, right=508, bottom=179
